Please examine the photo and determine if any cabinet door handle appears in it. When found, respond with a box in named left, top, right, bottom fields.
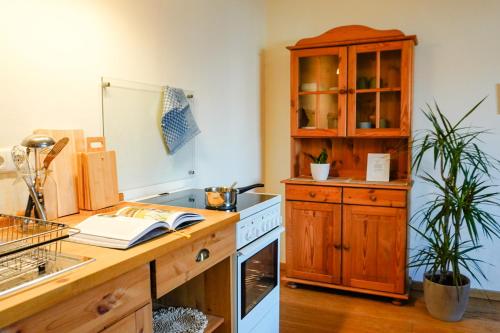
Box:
left=369, top=195, right=377, bottom=202
left=343, top=244, right=350, bottom=251
left=308, top=191, right=316, bottom=198
left=196, top=248, right=210, bottom=262
left=339, top=88, right=347, bottom=95
left=348, top=88, right=355, bottom=94
left=333, top=244, right=341, bottom=250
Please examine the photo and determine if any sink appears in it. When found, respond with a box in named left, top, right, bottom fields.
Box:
left=0, top=252, right=94, bottom=297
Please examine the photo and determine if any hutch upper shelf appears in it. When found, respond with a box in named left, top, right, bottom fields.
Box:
left=288, top=25, right=417, bottom=138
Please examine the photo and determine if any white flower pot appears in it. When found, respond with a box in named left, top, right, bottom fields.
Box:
left=310, top=163, right=330, bottom=181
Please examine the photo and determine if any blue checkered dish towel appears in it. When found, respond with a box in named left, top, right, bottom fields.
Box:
left=161, top=86, right=201, bottom=154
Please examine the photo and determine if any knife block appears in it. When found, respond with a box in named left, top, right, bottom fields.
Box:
left=77, top=138, right=119, bottom=211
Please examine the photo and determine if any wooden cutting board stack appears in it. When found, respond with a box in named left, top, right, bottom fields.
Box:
left=35, top=130, right=120, bottom=218
left=34, top=129, right=85, bottom=218
left=77, top=137, right=120, bottom=211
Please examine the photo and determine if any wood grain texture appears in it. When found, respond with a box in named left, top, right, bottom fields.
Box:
left=346, top=41, right=412, bottom=137
left=343, top=205, right=406, bottom=294
left=155, top=257, right=233, bottom=333
left=290, top=47, right=348, bottom=137
left=288, top=25, right=417, bottom=50
left=291, top=138, right=409, bottom=181
left=100, top=302, right=152, bottom=333
left=4, top=265, right=151, bottom=333
left=0, top=202, right=239, bottom=328
left=280, top=284, right=500, bottom=333
left=286, top=184, right=342, bottom=203
left=34, top=129, right=85, bottom=217
left=155, top=225, right=235, bottom=298
left=286, top=201, right=341, bottom=284
left=282, top=177, right=411, bottom=190
left=78, top=151, right=120, bottom=210
left=343, top=188, right=406, bottom=207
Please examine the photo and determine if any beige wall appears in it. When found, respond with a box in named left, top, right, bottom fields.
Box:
left=0, top=0, right=265, bottom=213
left=263, top=0, right=500, bottom=290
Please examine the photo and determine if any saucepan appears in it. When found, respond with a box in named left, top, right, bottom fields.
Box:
left=205, top=183, right=264, bottom=210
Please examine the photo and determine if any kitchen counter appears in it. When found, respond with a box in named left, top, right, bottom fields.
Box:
left=0, top=201, right=239, bottom=328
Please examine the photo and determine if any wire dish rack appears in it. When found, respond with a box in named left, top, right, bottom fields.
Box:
left=0, top=214, right=80, bottom=290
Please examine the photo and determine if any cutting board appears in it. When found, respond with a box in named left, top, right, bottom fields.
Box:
left=77, top=137, right=119, bottom=211
left=34, top=129, right=85, bottom=217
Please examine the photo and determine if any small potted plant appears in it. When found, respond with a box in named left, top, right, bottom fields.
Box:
left=307, top=149, right=330, bottom=181
left=410, top=98, right=500, bottom=321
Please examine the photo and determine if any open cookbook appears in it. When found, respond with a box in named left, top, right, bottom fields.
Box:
left=69, top=206, right=204, bottom=249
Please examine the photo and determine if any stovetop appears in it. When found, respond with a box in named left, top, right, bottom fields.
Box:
left=139, top=188, right=281, bottom=219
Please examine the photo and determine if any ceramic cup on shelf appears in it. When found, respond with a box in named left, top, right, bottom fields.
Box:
left=359, top=121, right=372, bottom=129
left=310, top=163, right=330, bottom=181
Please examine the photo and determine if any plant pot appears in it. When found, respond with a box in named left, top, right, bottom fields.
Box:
left=423, top=273, right=470, bottom=322
left=310, top=163, right=330, bottom=181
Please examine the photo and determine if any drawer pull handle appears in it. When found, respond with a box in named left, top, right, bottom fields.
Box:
left=369, top=195, right=377, bottom=201
left=309, top=191, right=316, bottom=198
left=196, top=248, right=210, bottom=262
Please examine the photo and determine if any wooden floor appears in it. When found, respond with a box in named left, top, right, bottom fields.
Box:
left=280, top=283, right=500, bottom=333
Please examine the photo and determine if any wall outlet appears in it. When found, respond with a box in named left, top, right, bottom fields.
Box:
left=0, top=148, right=16, bottom=173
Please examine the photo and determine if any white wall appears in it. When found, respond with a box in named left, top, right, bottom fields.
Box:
left=263, top=0, right=500, bottom=290
left=0, top=0, right=265, bottom=212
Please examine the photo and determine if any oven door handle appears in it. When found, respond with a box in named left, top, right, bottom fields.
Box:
left=237, top=226, right=284, bottom=259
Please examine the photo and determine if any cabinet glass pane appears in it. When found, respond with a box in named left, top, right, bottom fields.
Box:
left=380, top=50, right=401, bottom=88
left=356, top=52, right=376, bottom=89
left=298, top=95, right=316, bottom=128
left=380, top=92, right=401, bottom=128
left=299, top=57, right=317, bottom=92
left=356, top=93, right=376, bottom=129
left=318, top=55, right=339, bottom=91
left=318, top=94, right=338, bottom=129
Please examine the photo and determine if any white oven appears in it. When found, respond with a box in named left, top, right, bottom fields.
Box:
left=236, top=203, right=283, bottom=333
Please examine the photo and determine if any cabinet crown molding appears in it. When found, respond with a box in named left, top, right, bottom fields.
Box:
left=287, top=25, right=418, bottom=50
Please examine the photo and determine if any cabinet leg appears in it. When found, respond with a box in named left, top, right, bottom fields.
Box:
left=391, top=299, right=403, bottom=306
left=287, top=282, right=298, bottom=289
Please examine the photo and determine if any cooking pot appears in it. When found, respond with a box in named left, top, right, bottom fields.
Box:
left=204, top=183, right=264, bottom=209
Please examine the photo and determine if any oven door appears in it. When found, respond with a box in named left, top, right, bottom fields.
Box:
left=237, top=226, right=283, bottom=333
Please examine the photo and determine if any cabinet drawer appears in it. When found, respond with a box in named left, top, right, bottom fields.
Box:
left=286, top=185, right=342, bottom=203
left=155, top=225, right=235, bottom=298
left=5, top=265, right=151, bottom=333
left=343, top=188, right=406, bottom=207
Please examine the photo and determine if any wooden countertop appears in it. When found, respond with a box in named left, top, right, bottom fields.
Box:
left=282, top=177, right=412, bottom=190
left=0, top=202, right=239, bottom=328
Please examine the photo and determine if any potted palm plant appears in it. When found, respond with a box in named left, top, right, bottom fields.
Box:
left=410, top=98, right=500, bottom=321
left=307, top=149, right=330, bottom=181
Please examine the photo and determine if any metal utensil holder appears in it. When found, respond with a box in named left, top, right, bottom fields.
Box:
left=0, top=214, right=78, bottom=282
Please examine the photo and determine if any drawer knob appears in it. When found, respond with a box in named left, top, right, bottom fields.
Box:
left=333, top=244, right=341, bottom=250
left=308, top=191, right=316, bottom=198
left=369, top=195, right=377, bottom=201
left=196, top=248, right=210, bottom=262
left=343, top=244, right=350, bottom=251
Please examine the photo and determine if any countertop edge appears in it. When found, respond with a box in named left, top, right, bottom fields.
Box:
left=0, top=203, right=240, bottom=328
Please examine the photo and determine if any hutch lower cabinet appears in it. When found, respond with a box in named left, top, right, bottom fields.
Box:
left=282, top=25, right=416, bottom=302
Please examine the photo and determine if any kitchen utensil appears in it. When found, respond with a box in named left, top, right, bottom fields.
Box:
left=204, top=183, right=264, bottom=210
left=11, top=146, right=47, bottom=220
left=34, top=129, right=85, bottom=217
left=228, top=181, right=237, bottom=189
left=42, top=137, right=69, bottom=185
left=77, top=138, right=119, bottom=211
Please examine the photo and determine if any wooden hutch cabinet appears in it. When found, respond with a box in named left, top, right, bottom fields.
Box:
left=283, top=25, right=417, bottom=302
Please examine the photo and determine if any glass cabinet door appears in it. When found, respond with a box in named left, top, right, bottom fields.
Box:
left=348, top=41, right=410, bottom=136
left=292, top=47, right=347, bottom=136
